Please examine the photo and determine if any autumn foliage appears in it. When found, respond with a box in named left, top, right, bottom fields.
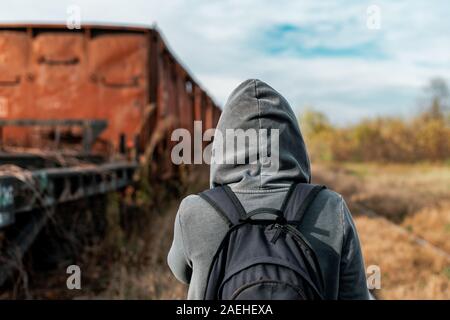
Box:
left=301, top=109, right=450, bottom=163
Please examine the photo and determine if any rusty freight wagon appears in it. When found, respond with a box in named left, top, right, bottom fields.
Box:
left=0, top=24, right=221, bottom=286
left=0, top=23, right=221, bottom=165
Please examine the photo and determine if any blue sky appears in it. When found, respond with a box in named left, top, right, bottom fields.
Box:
left=1, top=0, right=449, bottom=124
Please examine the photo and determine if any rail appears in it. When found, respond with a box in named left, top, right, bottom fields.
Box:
left=0, top=161, right=138, bottom=286
left=0, top=161, right=137, bottom=229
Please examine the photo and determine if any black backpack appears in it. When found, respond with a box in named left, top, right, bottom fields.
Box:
left=199, top=183, right=326, bottom=300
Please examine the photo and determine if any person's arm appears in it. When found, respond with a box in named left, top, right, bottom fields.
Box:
left=338, top=199, right=371, bottom=300
left=167, top=207, right=192, bottom=285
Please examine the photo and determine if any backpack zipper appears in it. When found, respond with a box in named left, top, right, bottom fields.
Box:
left=269, top=223, right=313, bottom=256
left=284, top=224, right=313, bottom=253
left=270, top=224, right=284, bottom=244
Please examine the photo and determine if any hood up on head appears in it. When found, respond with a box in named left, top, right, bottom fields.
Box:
left=210, top=79, right=311, bottom=190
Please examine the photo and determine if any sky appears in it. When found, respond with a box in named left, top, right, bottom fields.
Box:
left=1, top=0, right=449, bottom=124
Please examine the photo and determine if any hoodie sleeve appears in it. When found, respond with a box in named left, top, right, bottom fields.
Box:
left=338, top=199, right=371, bottom=300
left=167, top=208, right=192, bottom=285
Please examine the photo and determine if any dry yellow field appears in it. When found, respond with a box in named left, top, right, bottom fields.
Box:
left=402, top=202, right=450, bottom=253
left=313, top=162, right=450, bottom=299
left=99, top=163, right=450, bottom=300
left=7, top=163, right=447, bottom=300
left=355, top=215, right=449, bottom=299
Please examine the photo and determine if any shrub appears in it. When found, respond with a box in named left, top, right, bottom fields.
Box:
left=300, top=109, right=450, bottom=163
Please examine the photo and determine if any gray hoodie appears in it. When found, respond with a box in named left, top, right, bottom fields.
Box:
left=167, top=79, right=370, bottom=300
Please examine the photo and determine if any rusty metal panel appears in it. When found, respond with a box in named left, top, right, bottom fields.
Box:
left=156, top=38, right=167, bottom=120
left=213, top=105, right=221, bottom=127
left=204, top=96, right=214, bottom=131
left=193, top=84, right=204, bottom=130
left=0, top=30, right=30, bottom=144
left=175, top=66, right=194, bottom=133
left=159, top=51, right=178, bottom=124
left=88, top=33, right=148, bottom=148
left=147, top=31, right=158, bottom=105
left=0, top=28, right=149, bottom=150
left=0, top=31, right=29, bottom=116
left=30, top=32, right=86, bottom=119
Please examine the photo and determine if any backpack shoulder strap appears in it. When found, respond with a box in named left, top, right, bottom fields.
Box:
left=198, top=185, right=247, bottom=227
left=283, top=183, right=327, bottom=223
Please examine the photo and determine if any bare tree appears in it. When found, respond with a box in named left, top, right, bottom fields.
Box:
left=423, top=77, right=449, bottom=119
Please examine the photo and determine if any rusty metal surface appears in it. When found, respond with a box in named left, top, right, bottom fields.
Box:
left=0, top=23, right=222, bottom=288
left=0, top=24, right=221, bottom=159
left=0, top=119, right=107, bottom=153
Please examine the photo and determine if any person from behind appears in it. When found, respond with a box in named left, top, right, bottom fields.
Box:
left=168, top=79, right=370, bottom=300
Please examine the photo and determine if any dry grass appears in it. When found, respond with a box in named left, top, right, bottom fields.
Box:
left=5, top=162, right=447, bottom=300
left=313, top=162, right=450, bottom=222
left=1, top=166, right=209, bottom=300
left=314, top=162, right=450, bottom=299
left=402, top=202, right=450, bottom=253
left=97, top=196, right=188, bottom=299
left=355, top=215, right=450, bottom=300
left=100, top=162, right=450, bottom=300
left=92, top=166, right=211, bottom=300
